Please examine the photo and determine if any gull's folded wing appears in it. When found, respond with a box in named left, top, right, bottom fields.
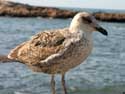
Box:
left=8, top=28, right=73, bottom=66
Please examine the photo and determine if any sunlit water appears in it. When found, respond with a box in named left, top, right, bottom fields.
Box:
left=0, top=16, right=125, bottom=94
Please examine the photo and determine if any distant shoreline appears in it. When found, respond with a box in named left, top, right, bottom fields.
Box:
left=0, top=1, right=125, bottom=22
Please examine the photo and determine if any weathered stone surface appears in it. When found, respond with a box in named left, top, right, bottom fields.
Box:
left=0, top=1, right=77, bottom=18
left=93, top=12, right=125, bottom=22
left=0, top=1, right=125, bottom=22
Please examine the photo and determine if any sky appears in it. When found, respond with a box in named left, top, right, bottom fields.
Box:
left=9, top=0, right=125, bottom=10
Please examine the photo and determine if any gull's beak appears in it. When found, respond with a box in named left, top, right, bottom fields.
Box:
left=90, top=17, right=108, bottom=36
left=95, top=26, right=108, bottom=36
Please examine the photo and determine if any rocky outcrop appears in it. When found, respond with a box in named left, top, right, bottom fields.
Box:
left=0, top=1, right=77, bottom=18
left=93, top=12, right=125, bottom=22
left=0, top=55, right=17, bottom=63
left=0, top=1, right=125, bottom=22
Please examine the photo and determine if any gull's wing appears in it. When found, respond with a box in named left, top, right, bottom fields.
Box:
left=8, top=42, right=27, bottom=60
left=8, top=28, right=72, bottom=66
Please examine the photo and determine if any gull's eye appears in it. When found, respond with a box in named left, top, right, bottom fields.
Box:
left=82, top=16, right=92, bottom=23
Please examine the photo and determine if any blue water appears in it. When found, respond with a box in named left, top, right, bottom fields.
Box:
left=0, top=16, right=125, bottom=94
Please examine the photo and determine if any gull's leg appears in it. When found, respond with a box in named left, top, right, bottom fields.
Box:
left=51, top=74, right=56, bottom=94
left=61, top=73, right=67, bottom=94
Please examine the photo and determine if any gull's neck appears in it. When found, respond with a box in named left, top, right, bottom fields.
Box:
left=82, top=30, right=92, bottom=40
left=69, top=24, right=93, bottom=41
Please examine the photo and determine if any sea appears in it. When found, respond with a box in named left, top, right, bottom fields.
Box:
left=0, top=8, right=125, bottom=94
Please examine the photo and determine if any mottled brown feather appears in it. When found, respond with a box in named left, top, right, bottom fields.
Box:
left=8, top=28, right=70, bottom=66
left=8, top=42, right=27, bottom=60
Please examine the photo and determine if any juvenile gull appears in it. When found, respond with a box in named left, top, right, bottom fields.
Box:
left=8, top=12, right=108, bottom=94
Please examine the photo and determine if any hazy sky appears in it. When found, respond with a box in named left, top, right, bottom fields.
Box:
left=9, top=0, right=125, bottom=10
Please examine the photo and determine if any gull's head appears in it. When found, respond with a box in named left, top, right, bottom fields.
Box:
left=70, top=12, right=108, bottom=36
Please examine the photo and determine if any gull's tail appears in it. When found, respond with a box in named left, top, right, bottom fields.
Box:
left=0, top=55, right=17, bottom=63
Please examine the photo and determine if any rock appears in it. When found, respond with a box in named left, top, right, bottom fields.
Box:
left=93, top=12, right=125, bottom=22
left=0, top=0, right=77, bottom=18
left=0, top=1, right=125, bottom=22
left=0, top=55, right=17, bottom=63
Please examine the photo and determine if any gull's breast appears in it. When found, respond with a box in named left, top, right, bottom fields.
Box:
left=57, top=37, right=93, bottom=73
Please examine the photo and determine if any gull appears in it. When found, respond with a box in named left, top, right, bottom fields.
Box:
left=8, top=12, right=108, bottom=94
